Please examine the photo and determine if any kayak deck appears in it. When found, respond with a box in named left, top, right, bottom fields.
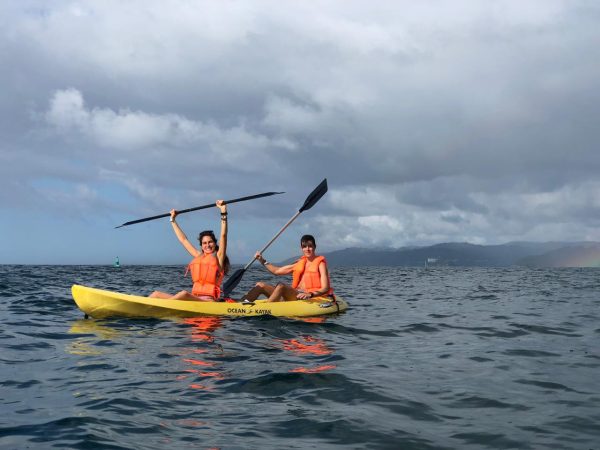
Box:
left=71, top=284, right=348, bottom=319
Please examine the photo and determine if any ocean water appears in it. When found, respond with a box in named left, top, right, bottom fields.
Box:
left=0, top=265, right=599, bottom=449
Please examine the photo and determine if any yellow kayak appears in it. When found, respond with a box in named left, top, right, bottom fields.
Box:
left=71, top=284, right=348, bottom=319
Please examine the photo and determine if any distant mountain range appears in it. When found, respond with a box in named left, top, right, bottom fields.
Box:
left=313, top=242, right=600, bottom=267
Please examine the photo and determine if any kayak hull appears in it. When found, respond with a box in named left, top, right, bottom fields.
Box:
left=71, top=284, right=348, bottom=319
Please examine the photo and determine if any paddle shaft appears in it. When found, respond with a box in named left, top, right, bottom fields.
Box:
left=116, top=191, right=283, bottom=228
left=242, top=211, right=301, bottom=270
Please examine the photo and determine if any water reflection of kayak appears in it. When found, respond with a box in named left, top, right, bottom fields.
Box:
left=71, top=284, right=348, bottom=319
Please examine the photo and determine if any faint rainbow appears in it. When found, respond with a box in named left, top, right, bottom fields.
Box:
left=561, top=247, right=600, bottom=267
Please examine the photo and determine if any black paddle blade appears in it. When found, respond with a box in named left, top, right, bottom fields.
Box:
left=299, top=178, right=328, bottom=212
left=223, top=268, right=246, bottom=297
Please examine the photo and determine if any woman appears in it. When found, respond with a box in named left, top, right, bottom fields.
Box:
left=150, top=200, right=230, bottom=301
left=241, top=234, right=334, bottom=303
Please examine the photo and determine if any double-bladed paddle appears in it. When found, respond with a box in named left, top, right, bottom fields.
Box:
left=223, top=178, right=328, bottom=297
left=115, top=191, right=284, bottom=228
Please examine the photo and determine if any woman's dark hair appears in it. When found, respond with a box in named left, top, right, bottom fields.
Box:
left=300, top=234, right=316, bottom=247
left=198, top=230, right=231, bottom=275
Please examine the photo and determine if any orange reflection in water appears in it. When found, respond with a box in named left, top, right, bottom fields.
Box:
left=182, top=369, right=224, bottom=379
left=183, top=317, right=222, bottom=342
left=189, top=383, right=213, bottom=391
left=180, top=316, right=225, bottom=390
left=197, top=371, right=222, bottom=378
left=280, top=335, right=332, bottom=356
left=290, top=364, right=337, bottom=373
left=279, top=335, right=336, bottom=374
left=183, top=358, right=217, bottom=367
left=297, top=317, right=327, bottom=324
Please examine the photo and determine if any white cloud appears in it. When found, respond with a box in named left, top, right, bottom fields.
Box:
left=46, top=89, right=174, bottom=150
left=323, top=178, right=600, bottom=248
left=44, top=88, right=293, bottom=170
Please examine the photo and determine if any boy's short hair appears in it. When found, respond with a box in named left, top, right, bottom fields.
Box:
left=300, top=234, right=316, bottom=247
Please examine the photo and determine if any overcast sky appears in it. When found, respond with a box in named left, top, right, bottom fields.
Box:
left=1, top=0, right=599, bottom=264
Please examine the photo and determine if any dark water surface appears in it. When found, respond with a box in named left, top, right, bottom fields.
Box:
left=1, top=265, right=599, bottom=449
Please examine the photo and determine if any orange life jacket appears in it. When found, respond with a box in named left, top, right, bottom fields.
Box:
left=291, top=255, right=333, bottom=295
left=186, top=253, right=223, bottom=300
